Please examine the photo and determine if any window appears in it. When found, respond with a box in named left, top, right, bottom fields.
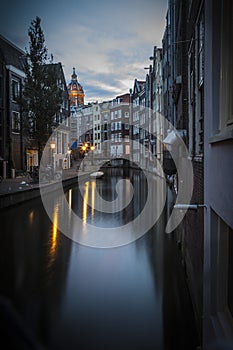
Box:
left=12, top=111, right=20, bottom=132
left=197, top=12, right=204, bottom=87
left=12, top=80, right=20, bottom=102
left=0, top=77, right=3, bottom=103
left=219, top=1, right=233, bottom=128
left=198, top=85, right=204, bottom=155
left=228, top=228, right=233, bottom=318
left=211, top=211, right=233, bottom=330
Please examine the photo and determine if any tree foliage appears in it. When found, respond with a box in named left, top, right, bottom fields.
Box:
left=22, top=16, right=62, bottom=161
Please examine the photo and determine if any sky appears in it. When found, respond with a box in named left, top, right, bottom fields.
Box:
left=0, top=0, right=167, bottom=103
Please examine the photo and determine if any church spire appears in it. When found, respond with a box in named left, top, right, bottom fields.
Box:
left=72, top=67, right=77, bottom=81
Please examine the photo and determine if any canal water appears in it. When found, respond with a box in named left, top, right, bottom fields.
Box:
left=0, top=168, right=199, bottom=350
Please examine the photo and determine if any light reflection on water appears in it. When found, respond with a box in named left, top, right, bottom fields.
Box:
left=82, top=181, right=89, bottom=227
left=0, top=168, right=199, bottom=350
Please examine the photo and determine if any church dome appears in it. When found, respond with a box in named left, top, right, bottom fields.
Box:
left=67, top=67, right=84, bottom=106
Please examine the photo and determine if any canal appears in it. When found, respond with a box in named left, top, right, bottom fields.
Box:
left=0, top=168, right=199, bottom=350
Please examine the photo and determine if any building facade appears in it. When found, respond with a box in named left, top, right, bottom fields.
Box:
left=109, top=93, right=130, bottom=159
left=161, top=1, right=233, bottom=349
left=0, top=35, right=71, bottom=175
left=131, top=79, right=146, bottom=166
left=0, top=35, right=26, bottom=177
left=162, top=0, right=204, bottom=343
left=100, top=101, right=111, bottom=158
left=203, top=0, right=233, bottom=348
left=48, top=63, right=70, bottom=170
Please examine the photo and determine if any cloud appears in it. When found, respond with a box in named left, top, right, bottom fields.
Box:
left=0, top=0, right=167, bottom=101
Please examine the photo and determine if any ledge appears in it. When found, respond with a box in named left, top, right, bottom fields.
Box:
left=209, top=127, right=233, bottom=144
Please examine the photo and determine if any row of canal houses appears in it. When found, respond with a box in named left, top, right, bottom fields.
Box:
left=163, top=1, right=233, bottom=348
left=0, top=0, right=232, bottom=348
left=0, top=34, right=70, bottom=176
left=70, top=47, right=163, bottom=172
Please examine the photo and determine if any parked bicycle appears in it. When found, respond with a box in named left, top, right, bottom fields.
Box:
left=39, top=165, right=62, bottom=183
left=26, top=166, right=39, bottom=183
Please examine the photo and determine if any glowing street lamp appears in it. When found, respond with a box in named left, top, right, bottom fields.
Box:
left=50, top=142, right=56, bottom=175
left=67, top=148, right=72, bottom=168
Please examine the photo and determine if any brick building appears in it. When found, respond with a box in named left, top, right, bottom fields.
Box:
left=109, top=93, right=130, bottom=159
left=162, top=0, right=204, bottom=343
left=0, top=35, right=26, bottom=177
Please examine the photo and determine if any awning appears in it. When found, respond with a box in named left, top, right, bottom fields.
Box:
left=71, top=141, right=78, bottom=149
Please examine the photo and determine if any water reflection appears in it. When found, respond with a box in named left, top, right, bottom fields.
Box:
left=0, top=168, right=199, bottom=350
left=51, top=205, right=58, bottom=254
left=82, top=181, right=89, bottom=227
left=68, top=189, right=72, bottom=209
left=28, top=210, right=34, bottom=224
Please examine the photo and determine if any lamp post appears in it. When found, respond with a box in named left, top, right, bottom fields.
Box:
left=67, top=148, right=72, bottom=168
left=81, top=144, right=87, bottom=171
left=50, top=142, right=56, bottom=178
left=90, top=145, right=95, bottom=165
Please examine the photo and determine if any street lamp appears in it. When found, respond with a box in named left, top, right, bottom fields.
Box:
left=67, top=148, right=72, bottom=168
left=81, top=143, right=88, bottom=171
left=90, top=145, right=95, bottom=165
left=50, top=142, right=56, bottom=179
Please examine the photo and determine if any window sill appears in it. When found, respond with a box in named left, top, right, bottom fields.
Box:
left=209, top=127, right=233, bottom=144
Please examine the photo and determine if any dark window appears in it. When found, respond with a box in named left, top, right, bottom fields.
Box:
left=12, top=111, right=20, bottom=132
left=12, top=80, right=20, bottom=101
left=0, top=76, right=2, bottom=101
left=199, top=85, right=204, bottom=155
left=228, top=228, right=233, bottom=317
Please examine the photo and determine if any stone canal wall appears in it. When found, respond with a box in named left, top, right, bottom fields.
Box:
left=0, top=173, right=91, bottom=209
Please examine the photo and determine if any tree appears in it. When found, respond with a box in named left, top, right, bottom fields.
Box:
left=22, top=16, right=62, bottom=162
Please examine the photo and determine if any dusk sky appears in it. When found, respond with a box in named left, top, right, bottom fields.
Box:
left=0, top=0, right=167, bottom=103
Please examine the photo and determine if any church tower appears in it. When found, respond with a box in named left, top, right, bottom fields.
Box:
left=67, top=67, right=84, bottom=106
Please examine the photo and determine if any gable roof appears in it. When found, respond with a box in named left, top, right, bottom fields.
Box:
left=133, top=79, right=146, bottom=95
left=0, top=35, right=25, bottom=71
